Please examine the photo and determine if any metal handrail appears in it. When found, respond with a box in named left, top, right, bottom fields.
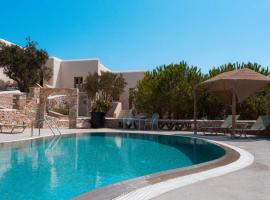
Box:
left=31, top=118, right=62, bottom=137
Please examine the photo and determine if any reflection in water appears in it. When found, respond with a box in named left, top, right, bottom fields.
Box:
left=114, top=135, right=122, bottom=148
left=94, top=171, right=101, bottom=188
left=0, top=149, right=11, bottom=181
left=50, top=167, right=58, bottom=189
left=0, top=133, right=225, bottom=200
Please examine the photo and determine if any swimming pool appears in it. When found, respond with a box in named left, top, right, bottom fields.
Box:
left=0, top=133, right=225, bottom=199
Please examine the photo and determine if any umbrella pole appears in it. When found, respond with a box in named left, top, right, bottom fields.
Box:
left=194, top=90, right=197, bottom=135
left=232, top=92, right=236, bottom=137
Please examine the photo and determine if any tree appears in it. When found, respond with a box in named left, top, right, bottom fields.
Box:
left=134, top=61, right=270, bottom=120
left=85, top=71, right=127, bottom=112
left=0, top=38, right=51, bottom=92
left=134, top=61, right=205, bottom=118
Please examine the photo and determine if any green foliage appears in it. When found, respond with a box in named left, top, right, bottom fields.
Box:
left=135, top=61, right=270, bottom=120
left=92, top=97, right=112, bottom=113
left=209, top=62, right=270, bottom=77
left=135, top=61, right=205, bottom=118
left=85, top=72, right=99, bottom=99
left=85, top=71, right=127, bottom=113
left=0, top=38, right=51, bottom=92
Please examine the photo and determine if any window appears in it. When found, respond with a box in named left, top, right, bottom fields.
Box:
left=74, top=77, right=83, bottom=90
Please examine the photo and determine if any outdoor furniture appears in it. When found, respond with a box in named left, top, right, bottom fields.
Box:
left=194, top=68, right=270, bottom=136
left=236, top=115, right=270, bottom=137
left=122, top=112, right=146, bottom=129
left=201, top=115, right=240, bottom=135
left=0, top=123, right=27, bottom=133
left=143, top=113, right=159, bottom=130
left=122, top=113, right=135, bottom=129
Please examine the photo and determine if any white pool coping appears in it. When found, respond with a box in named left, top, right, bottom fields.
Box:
left=0, top=130, right=255, bottom=200
left=113, top=139, right=254, bottom=200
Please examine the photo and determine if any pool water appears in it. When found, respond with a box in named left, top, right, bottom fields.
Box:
left=0, top=133, right=225, bottom=199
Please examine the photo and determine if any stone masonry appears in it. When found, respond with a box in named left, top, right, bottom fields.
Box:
left=36, top=87, right=79, bottom=128
left=0, top=87, right=78, bottom=128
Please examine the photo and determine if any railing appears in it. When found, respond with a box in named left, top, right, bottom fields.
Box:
left=31, top=118, right=62, bottom=137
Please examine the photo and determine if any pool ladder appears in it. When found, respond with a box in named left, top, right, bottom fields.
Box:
left=31, top=118, right=62, bottom=137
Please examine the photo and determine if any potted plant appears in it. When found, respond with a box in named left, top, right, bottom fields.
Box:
left=85, top=72, right=127, bottom=128
left=91, top=97, right=111, bottom=128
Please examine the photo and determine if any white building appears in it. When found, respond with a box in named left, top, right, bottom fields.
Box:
left=0, top=38, right=146, bottom=110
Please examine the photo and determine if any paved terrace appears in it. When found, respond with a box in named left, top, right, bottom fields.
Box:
left=0, top=128, right=269, bottom=200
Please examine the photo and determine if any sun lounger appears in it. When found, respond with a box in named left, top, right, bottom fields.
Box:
left=201, top=115, right=240, bottom=135
left=236, top=115, right=270, bottom=137
left=0, top=123, right=27, bottom=133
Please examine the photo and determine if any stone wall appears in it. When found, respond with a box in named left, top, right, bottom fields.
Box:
left=103, top=118, right=255, bottom=130
left=0, top=94, right=14, bottom=109
left=0, top=109, right=32, bottom=126
left=0, top=87, right=78, bottom=128
left=0, top=94, right=38, bottom=127
left=36, top=87, right=79, bottom=128
left=77, top=117, right=91, bottom=128
left=78, top=92, right=89, bottom=116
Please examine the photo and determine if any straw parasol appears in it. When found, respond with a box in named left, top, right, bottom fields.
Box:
left=194, top=68, right=270, bottom=136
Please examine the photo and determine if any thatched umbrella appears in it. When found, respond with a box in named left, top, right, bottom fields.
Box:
left=194, top=68, right=270, bottom=136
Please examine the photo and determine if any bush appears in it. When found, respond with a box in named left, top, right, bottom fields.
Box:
left=92, top=97, right=111, bottom=113
left=134, top=61, right=204, bottom=118
left=85, top=71, right=126, bottom=113
left=0, top=38, right=51, bottom=92
left=134, top=61, right=270, bottom=120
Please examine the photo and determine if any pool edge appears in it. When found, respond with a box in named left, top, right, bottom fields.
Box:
left=112, top=139, right=254, bottom=200
left=73, top=135, right=252, bottom=200
left=0, top=131, right=254, bottom=200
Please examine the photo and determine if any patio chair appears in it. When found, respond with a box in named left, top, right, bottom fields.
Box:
left=122, top=113, right=135, bottom=129
left=144, top=113, right=159, bottom=130
left=201, top=115, right=240, bottom=135
left=0, top=122, right=27, bottom=134
left=236, top=115, right=270, bottom=137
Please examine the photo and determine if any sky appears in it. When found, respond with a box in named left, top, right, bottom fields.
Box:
left=1, top=0, right=270, bottom=72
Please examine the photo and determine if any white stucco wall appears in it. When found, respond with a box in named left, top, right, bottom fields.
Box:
left=0, top=69, right=12, bottom=82
left=0, top=39, right=14, bottom=82
left=99, top=63, right=110, bottom=74
left=118, top=71, right=146, bottom=109
left=60, top=59, right=100, bottom=88
left=45, top=57, right=62, bottom=87
left=1, top=38, right=146, bottom=111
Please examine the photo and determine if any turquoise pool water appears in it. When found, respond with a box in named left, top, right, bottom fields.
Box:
left=0, top=133, right=225, bottom=199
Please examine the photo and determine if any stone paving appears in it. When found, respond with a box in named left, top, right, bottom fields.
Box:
left=0, top=129, right=269, bottom=200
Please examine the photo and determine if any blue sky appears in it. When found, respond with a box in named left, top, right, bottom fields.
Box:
left=1, top=0, right=270, bottom=72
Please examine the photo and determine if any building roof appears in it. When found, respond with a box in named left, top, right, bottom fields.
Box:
left=0, top=38, right=15, bottom=46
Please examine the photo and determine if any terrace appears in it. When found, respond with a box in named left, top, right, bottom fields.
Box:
left=1, top=50, right=270, bottom=199
left=1, top=1, right=270, bottom=198
left=0, top=128, right=269, bottom=200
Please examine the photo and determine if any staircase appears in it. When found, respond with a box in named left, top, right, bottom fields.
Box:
left=106, top=102, right=119, bottom=117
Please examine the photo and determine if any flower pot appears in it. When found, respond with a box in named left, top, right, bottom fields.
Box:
left=91, top=112, right=106, bottom=128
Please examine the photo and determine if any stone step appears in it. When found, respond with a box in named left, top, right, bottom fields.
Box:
left=118, top=109, right=131, bottom=118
